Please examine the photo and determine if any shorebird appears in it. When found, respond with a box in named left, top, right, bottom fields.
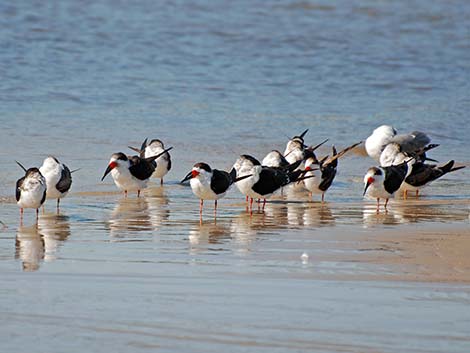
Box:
left=379, top=142, right=439, bottom=168
left=365, top=125, right=433, bottom=162
left=15, top=161, right=47, bottom=221
left=101, top=147, right=172, bottom=197
left=363, top=162, right=409, bottom=211
left=39, top=156, right=75, bottom=210
left=283, top=129, right=309, bottom=165
left=303, top=141, right=362, bottom=202
left=377, top=142, right=458, bottom=198
left=401, top=160, right=466, bottom=197
left=181, top=162, right=251, bottom=217
left=262, top=150, right=291, bottom=169
left=129, top=138, right=172, bottom=185
left=230, top=155, right=314, bottom=211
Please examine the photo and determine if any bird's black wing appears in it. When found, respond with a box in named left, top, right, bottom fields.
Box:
left=319, top=165, right=337, bottom=192
left=129, top=156, right=155, bottom=180
left=405, top=161, right=453, bottom=187
left=383, top=163, right=408, bottom=194
left=210, top=169, right=232, bottom=195
left=15, top=177, right=25, bottom=202
left=56, top=165, right=72, bottom=193
left=252, top=167, right=289, bottom=196
left=166, top=153, right=172, bottom=171
left=40, top=188, right=47, bottom=206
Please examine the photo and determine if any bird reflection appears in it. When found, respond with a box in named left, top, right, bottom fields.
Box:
left=362, top=205, right=402, bottom=227
left=16, top=214, right=71, bottom=271
left=38, top=213, right=71, bottom=262
left=392, top=200, right=469, bottom=224
left=146, top=187, right=170, bottom=229
left=108, top=197, right=153, bottom=238
left=188, top=221, right=232, bottom=254
left=302, top=203, right=335, bottom=227
left=15, top=224, right=44, bottom=272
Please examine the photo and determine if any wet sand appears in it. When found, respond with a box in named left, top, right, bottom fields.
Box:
left=1, top=185, right=469, bottom=353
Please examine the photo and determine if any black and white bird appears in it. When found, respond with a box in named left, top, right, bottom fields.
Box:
left=262, top=150, right=291, bottom=169
left=377, top=142, right=462, bottom=197
left=365, top=125, right=433, bottom=162
left=39, top=156, right=73, bottom=210
left=181, top=162, right=251, bottom=216
left=363, top=162, right=409, bottom=210
left=129, top=138, right=172, bottom=185
left=401, top=160, right=466, bottom=197
left=303, top=141, right=362, bottom=202
left=15, top=161, right=47, bottom=220
left=283, top=129, right=309, bottom=165
left=230, top=155, right=311, bottom=211
left=101, top=147, right=172, bottom=197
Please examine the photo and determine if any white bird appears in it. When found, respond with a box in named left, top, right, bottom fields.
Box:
left=15, top=161, right=47, bottom=221
left=39, top=156, right=73, bottom=210
left=129, top=138, right=172, bottom=185
left=363, top=162, right=409, bottom=211
left=365, top=125, right=432, bottom=162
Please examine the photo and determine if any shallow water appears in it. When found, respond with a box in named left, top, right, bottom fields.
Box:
left=1, top=0, right=470, bottom=352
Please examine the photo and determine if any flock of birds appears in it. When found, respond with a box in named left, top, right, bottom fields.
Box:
left=14, top=125, right=465, bottom=222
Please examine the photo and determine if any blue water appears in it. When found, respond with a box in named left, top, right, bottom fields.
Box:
left=1, top=1, right=470, bottom=352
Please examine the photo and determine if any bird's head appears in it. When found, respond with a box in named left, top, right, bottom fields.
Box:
left=101, top=153, right=128, bottom=181
left=363, top=167, right=383, bottom=196
left=181, top=162, right=212, bottom=183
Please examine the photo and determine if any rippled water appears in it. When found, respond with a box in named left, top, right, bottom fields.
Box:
left=1, top=1, right=470, bottom=352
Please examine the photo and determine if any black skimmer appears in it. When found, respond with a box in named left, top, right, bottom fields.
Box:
left=230, top=155, right=313, bottom=211
left=365, top=125, right=432, bottom=162
left=262, top=150, right=291, bottom=169
left=363, top=162, right=409, bottom=211
left=101, top=147, right=172, bottom=197
left=15, top=161, right=47, bottom=221
left=283, top=129, right=309, bottom=165
left=401, top=160, right=465, bottom=197
left=129, top=138, right=172, bottom=185
left=181, top=162, right=251, bottom=217
left=39, top=156, right=75, bottom=211
left=378, top=142, right=449, bottom=198
left=303, top=141, right=362, bottom=202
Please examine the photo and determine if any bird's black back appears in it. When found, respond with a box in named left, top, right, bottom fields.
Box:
left=319, top=165, right=337, bottom=191
left=129, top=156, right=156, bottom=180
left=383, top=163, right=408, bottom=194
left=405, top=161, right=454, bottom=187
left=252, top=167, right=290, bottom=196
left=210, top=169, right=232, bottom=195
left=56, top=165, right=72, bottom=193
left=15, top=176, right=25, bottom=202
left=319, top=146, right=338, bottom=191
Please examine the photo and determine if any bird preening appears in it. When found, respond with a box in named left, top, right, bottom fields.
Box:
left=13, top=127, right=466, bottom=224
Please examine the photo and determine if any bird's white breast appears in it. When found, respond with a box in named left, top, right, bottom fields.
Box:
left=111, top=166, right=148, bottom=191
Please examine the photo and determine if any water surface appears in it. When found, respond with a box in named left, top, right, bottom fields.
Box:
left=1, top=1, right=469, bottom=352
